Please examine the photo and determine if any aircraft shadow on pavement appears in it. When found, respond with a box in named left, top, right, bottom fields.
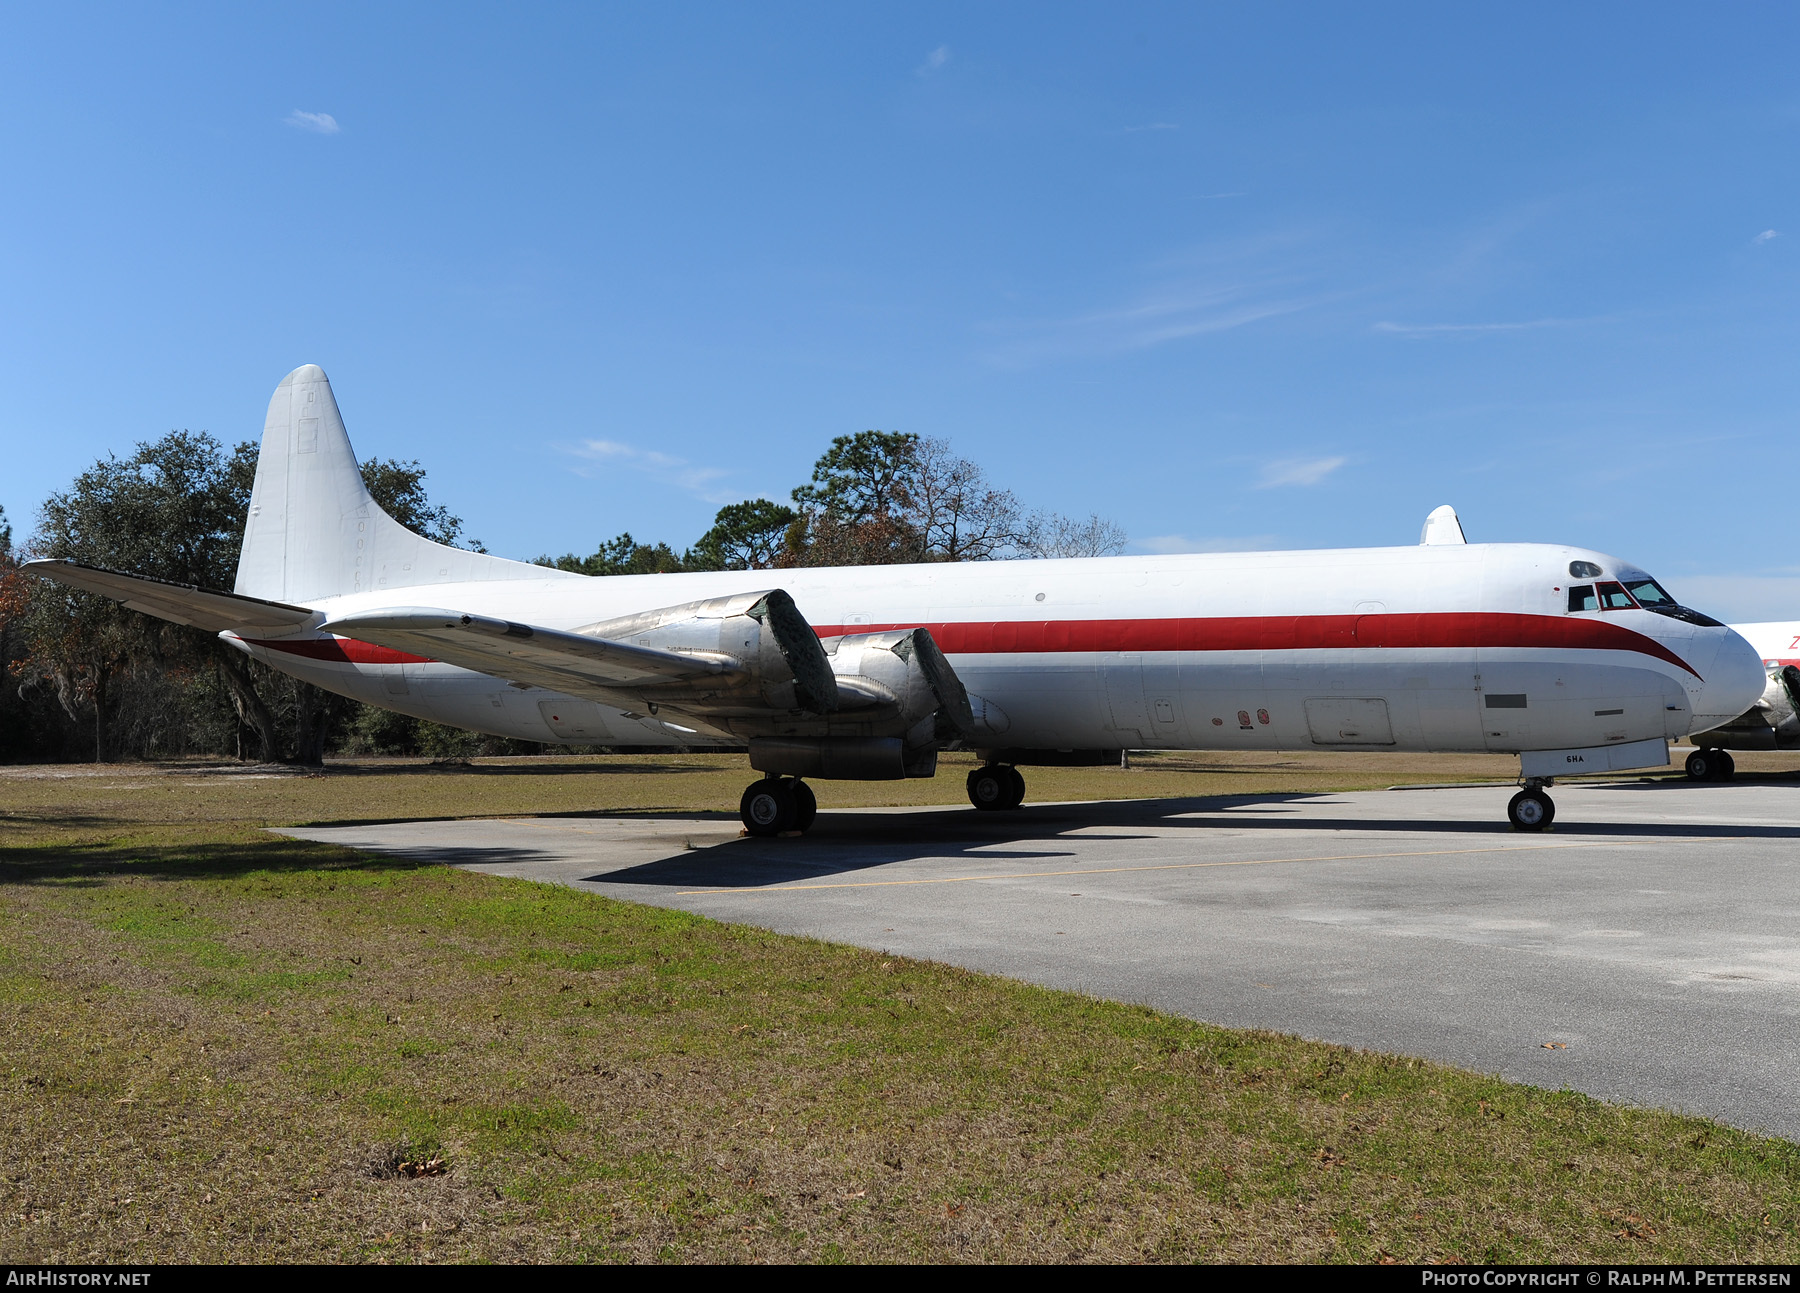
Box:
left=579, top=789, right=1800, bottom=890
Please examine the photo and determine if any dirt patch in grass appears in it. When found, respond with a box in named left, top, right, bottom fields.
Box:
left=3, top=758, right=1800, bottom=1262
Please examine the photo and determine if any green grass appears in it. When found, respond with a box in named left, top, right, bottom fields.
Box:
left=0, top=746, right=1542, bottom=836
left=3, top=754, right=1800, bottom=1262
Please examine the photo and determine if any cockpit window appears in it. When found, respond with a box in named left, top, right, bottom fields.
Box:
left=1625, top=578, right=1676, bottom=608
left=1617, top=573, right=1726, bottom=627
left=1569, top=560, right=1603, bottom=578
left=1569, top=582, right=1646, bottom=612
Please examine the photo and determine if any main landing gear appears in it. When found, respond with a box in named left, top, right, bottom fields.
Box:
left=1684, top=748, right=1736, bottom=782
left=739, top=777, right=818, bottom=837
left=1507, top=779, right=1556, bottom=832
left=967, top=763, right=1026, bottom=811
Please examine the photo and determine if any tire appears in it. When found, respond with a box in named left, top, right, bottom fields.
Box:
left=1685, top=750, right=1711, bottom=781
left=1002, top=765, right=1027, bottom=809
left=1507, top=788, right=1555, bottom=832
left=967, top=766, right=1010, bottom=811
left=1714, top=750, right=1736, bottom=781
left=740, top=778, right=797, bottom=836
left=791, top=780, right=818, bottom=833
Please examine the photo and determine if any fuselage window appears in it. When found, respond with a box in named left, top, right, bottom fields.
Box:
left=1569, top=560, right=1603, bottom=578
left=1596, top=581, right=1637, bottom=610
left=1568, top=584, right=1598, bottom=612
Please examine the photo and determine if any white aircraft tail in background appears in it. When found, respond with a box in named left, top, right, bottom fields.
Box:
left=28, top=364, right=1769, bottom=836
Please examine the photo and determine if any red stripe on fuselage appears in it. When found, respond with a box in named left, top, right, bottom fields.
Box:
left=245, top=611, right=1701, bottom=678
left=812, top=612, right=1702, bottom=678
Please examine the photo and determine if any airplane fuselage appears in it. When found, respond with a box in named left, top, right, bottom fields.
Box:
left=30, top=363, right=1770, bottom=834
left=233, top=539, right=1754, bottom=761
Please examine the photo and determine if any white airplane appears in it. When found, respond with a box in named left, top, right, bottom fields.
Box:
left=1681, top=621, right=1800, bottom=779
left=27, top=365, right=1766, bottom=835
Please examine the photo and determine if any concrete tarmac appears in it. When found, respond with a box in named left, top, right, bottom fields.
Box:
left=281, top=779, right=1800, bottom=1140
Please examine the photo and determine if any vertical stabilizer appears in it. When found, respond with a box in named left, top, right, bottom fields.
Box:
left=234, top=365, right=564, bottom=604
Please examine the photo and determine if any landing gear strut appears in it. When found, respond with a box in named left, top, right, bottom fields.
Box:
left=1507, top=778, right=1556, bottom=832
left=968, top=763, right=1026, bottom=811
left=1684, top=748, right=1736, bottom=782
left=739, top=777, right=818, bottom=837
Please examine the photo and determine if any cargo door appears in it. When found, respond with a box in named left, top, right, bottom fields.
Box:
left=1102, top=653, right=1149, bottom=743
left=1303, top=697, right=1395, bottom=746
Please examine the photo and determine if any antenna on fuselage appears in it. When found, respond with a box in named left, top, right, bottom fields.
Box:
left=1419, top=505, right=1467, bottom=546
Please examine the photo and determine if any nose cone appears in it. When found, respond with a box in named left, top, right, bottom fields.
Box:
left=1690, top=627, right=1767, bottom=731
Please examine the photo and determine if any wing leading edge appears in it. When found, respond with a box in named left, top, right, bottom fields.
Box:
left=24, top=560, right=318, bottom=634
left=318, top=607, right=737, bottom=697
left=322, top=589, right=839, bottom=725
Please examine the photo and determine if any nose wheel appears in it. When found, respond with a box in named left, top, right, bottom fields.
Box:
left=1684, top=748, right=1736, bottom=781
left=967, top=764, right=1026, bottom=811
left=739, top=777, right=818, bottom=837
left=1507, top=786, right=1555, bottom=832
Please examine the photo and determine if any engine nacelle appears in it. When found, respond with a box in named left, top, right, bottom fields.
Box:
left=750, top=735, right=914, bottom=780
left=577, top=589, right=837, bottom=717
left=745, top=629, right=974, bottom=779
left=823, top=627, right=975, bottom=745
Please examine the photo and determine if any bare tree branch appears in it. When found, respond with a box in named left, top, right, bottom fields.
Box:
left=1016, top=511, right=1129, bottom=559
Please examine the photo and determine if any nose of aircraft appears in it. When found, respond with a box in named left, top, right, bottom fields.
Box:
left=1689, top=626, right=1767, bottom=730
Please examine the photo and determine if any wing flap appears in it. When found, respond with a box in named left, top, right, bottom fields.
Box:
left=24, top=560, right=319, bottom=633
left=319, top=607, right=737, bottom=694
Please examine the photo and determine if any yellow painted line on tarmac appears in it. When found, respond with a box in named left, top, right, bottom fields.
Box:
left=674, top=840, right=1631, bottom=896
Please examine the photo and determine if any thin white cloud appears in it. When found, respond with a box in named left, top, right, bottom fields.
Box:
left=1138, top=533, right=1282, bottom=555
left=1754, top=229, right=1780, bottom=245
left=1373, top=317, right=1588, bottom=337
left=1256, top=456, right=1346, bottom=488
left=565, top=439, right=738, bottom=503
left=983, top=285, right=1314, bottom=366
left=981, top=230, right=1330, bottom=367
left=284, top=110, right=340, bottom=135
left=917, top=45, right=950, bottom=75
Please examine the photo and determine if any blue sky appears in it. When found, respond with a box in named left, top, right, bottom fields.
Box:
left=2, top=4, right=1797, bottom=617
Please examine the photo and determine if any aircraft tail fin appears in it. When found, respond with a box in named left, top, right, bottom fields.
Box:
left=235, top=365, right=566, bottom=604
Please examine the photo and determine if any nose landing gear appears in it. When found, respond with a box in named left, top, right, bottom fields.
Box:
left=967, top=763, right=1026, bottom=811
left=1684, top=748, right=1736, bottom=781
left=1507, top=778, right=1556, bottom=832
left=739, top=777, right=819, bottom=837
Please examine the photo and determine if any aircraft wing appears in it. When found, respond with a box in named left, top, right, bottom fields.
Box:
left=319, top=607, right=738, bottom=694
left=23, top=560, right=318, bottom=633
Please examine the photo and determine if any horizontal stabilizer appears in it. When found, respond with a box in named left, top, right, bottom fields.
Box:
left=25, top=560, right=318, bottom=633
left=319, top=607, right=737, bottom=697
